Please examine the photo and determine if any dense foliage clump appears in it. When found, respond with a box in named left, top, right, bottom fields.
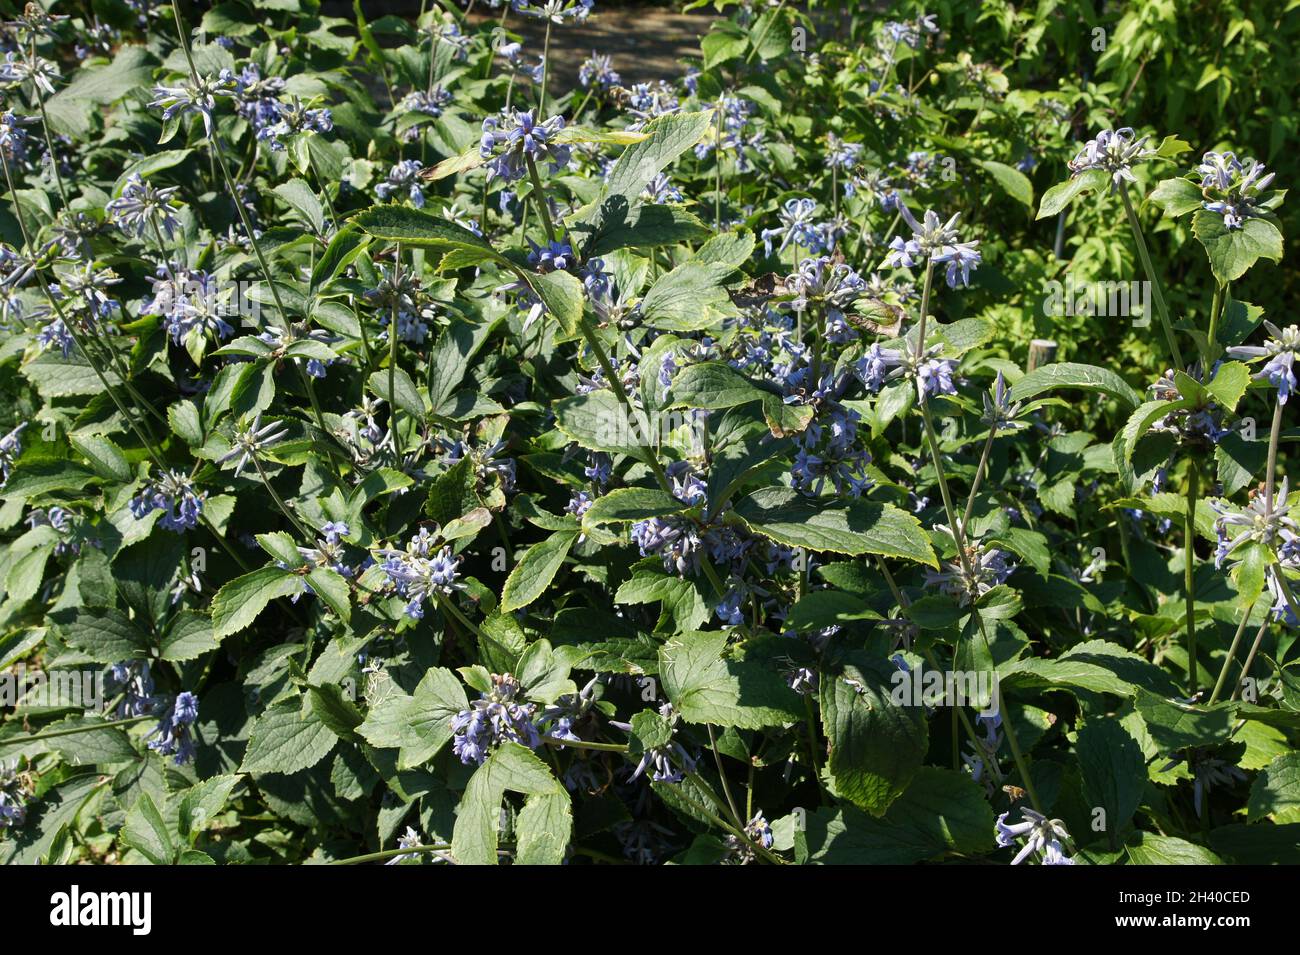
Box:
left=1, top=0, right=1298, bottom=866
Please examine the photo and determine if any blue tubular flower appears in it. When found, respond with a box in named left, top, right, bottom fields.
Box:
left=625, top=705, right=697, bottom=785
left=147, top=691, right=200, bottom=765
left=924, top=536, right=1015, bottom=605
left=579, top=52, right=620, bottom=89
left=856, top=343, right=906, bottom=393
left=1197, top=151, right=1277, bottom=229
left=624, top=81, right=679, bottom=128
left=996, top=808, right=1074, bottom=865
left=513, top=0, right=594, bottom=23
left=884, top=205, right=981, bottom=287
left=451, top=673, right=541, bottom=765
left=1227, top=321, right=1300, bottom=404
left=130, top=469, right=205, bottom=532
left=917, top=356, right=959, bottom=398
left=321, top=521, right=350, bottom=544
left=106, top=660, right=157, bottom=718
left=1066, top=127, right=1154, bottom=189
left=630, top=516, right=702, bottom=576
left=825, top=133, right=863, bottom=171
left=761, top=198, right=826, bottom=257
left=981, top=371, right=1027, bottom=432
left=141, top=267, right=235, bottom=345
left=0, top=422, right=26, bottom=486
left=376, top=528, right=462, bottom=618
left=0, top=759, right=27, bottom=829
left=0, top=110, right=33, bottom=161
left=479, top=109, right=571, bottom=183
left=104, top=171, right=178, bottom=241
left=1211, top=477, right=1298, bottom=570
left=149, top=71, right=234, bottom=137
left=526, top=237, right=574, bottom=272
left=375, top=159, right=426, bottom=207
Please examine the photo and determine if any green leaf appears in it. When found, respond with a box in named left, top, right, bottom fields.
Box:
left=367, top=367, right=425, bottom=418
left=353, top=205, right=508, bottom=264
left=68, top=433, right=131, bottom=482
left=120, top=793, right=175, bottom=865
left=581, top=487, right=685, bottom=526
left=167, top=400, right=204, bottom=446
left=1113, top=398, right=1196, bottom=491
left=733, top=488, right=937, bottom=566
left=658, top=631, right=802, bottom=729
left=239, top=697, right=338, bottom=774
left=160, top=610, right=219, bottom=662
left=1204, top=360, right=1251, bottom=412
left=1008, top=362, right=1142, bottom=410
left=821, top=653, right=928, bottom=815
left=272, top=178, right=325, bottom=234
left=588, top=204, right=710, bottom=255
left=800, top=768, right=994, bottom=863
left=998, top=656, right=1137, bottom=697
left=308, top=683, right=364, bottom=738
left=500, top=531, right=578, bottom=612
left=575, top=110, right=715, bottom=254
left=306, top=567, right=352, bottom=623
left=52, top=607, right=150, bottom=663
left=531, top=269, right=585, bottom=336
left=978, top=160, right=1033, bottom=208
left=1149, top=177, right=1204, bottom=218
left=1124, top=833, right=1221, bottom=865
left=211, top=566, right=297, bottom=639
left=1193, top=210, right=1284, bottom=283
left=1136, top=690, right=1234, bottom=751
left=667, top=361, right=766, bottom=410
left=451, top=742, right=570, bottom=865
left=1036, top=168, right=1110, bottom=219
left=554, top=389, right=652, bottom=460
left=639, top=262, right=734, bottom=332
left=179, top=775, right=242, bottom=842
left=1076, top=719, right=1146, bottom=839
left=1248, top=752, right=1300, bottom=824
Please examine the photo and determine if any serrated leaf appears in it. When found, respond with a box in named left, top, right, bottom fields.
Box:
left=733, top=488, right=936, bottom=566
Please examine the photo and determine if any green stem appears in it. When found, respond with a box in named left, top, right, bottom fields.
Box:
left=253, top=454, right=312, bottom=540
left=12, top=715, right=153, bottom=743
left=962, top=426, right=997, bottom=533
left=1209, top=604, right=1255, bottom=705
left=706, top=724, right=744, bottom=828
left=537, top=19, right=553, bottom=115
left=525, top=155, right=556, bottom=243
left=575, top=314, right=672, bottom=495
left=1230, top=617, right=1272, bottom=702
left=1184, top=462, right=1199, bottom=695
left=1118, top=183, right=1184, bottom=370
left=329, top=843, right=452, bottom=865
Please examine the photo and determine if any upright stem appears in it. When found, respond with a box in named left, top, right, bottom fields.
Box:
left=1119, top=183, right=1184, bottom=371
left=253, top=455, right=312, bottom=540
left=389, top=243, right=405, bottom=459
left=525, top=155, right=556, bottom=243
left=1230, top=617, right=1273, bottom=702
left=962, top=427, right=997, bottom=533
left=911, top=260, right=935, bottom=363
left=706, top=725, right=744, bottom=828
left=537, top=19, right=553, bottom=115
left=29, top=39, right=69, bottom=207
left=1209, top=604, right=1254, bottom=705
left=1184, top=462, right=1199, bottom=695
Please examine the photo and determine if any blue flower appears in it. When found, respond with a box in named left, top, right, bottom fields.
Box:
left=147, top=691, right=200, bottom=765
left=995, top=808, right=1074, bottom=865
left=375, top=159, right=426, bottom=207
left=480, top=109, right=572, bottom=182
left=451, top=673, right=541, bottom=765
left=130, top=469, right=205, bottom=532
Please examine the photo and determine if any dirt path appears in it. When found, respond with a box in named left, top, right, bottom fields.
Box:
left=466, top=6, right=713, bottom=87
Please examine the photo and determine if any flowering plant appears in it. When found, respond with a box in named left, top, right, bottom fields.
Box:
left=0, top=0, right=1296, bottom=868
